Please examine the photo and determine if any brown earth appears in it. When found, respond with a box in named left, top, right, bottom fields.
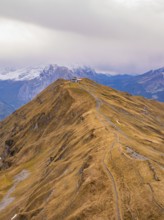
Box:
left=0, top=78, right=164, bottom=220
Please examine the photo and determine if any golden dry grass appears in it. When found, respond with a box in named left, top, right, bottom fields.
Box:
left=0, top=78, right=163, bottom=220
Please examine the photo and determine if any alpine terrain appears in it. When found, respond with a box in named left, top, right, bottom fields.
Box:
left=0, top=65, right=164, bottom=121
left=0, top=79, right=163, bottom=220
left=0, top=65, right=110, bottom=120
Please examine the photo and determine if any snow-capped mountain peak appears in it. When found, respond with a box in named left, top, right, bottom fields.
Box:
left=0, top=64, right=102, bottom=81
left=0, top=65, right=49, bottom=81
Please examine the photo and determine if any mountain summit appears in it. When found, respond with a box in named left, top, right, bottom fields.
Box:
left=0, top=65, right=164, bottom=120
left=0, top=79, right=163, bottom=220
left=0, top=65, right=109, bottom=120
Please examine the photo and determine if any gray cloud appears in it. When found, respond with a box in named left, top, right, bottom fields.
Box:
left=0, top=0, right=164, bottom=73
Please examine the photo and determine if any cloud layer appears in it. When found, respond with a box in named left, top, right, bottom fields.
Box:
left=0, top=0, right=164, bottom=73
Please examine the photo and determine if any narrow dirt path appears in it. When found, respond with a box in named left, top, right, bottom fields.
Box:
left=80, top=85, right=122, bottom=220
left=102, top=155, right=121, bottom=220
left=0, top=169, right=30, bottom=212
left=79, top=83, right=164, bottom=218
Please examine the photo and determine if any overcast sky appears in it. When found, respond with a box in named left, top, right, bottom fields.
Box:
left=0, top=0, right=164, bottom=74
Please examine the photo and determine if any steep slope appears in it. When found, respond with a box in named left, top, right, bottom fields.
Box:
left=0, top=79, right=163, bottom=220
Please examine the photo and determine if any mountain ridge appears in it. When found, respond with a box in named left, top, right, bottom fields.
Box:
left=0, top=78, right=163, bottom=219
left=0, top=65, right=164, bottom=120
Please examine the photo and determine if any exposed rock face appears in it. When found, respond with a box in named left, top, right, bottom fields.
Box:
left=0, top=79, right=163, bottom=220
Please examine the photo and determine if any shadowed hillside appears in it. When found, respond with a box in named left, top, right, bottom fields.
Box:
left=0, top=79, right=164, bottom=220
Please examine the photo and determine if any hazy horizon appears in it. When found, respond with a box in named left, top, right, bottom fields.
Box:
left=0, top=0, right=164, bottom=74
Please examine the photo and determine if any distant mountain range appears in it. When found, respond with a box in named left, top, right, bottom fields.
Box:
left=0, top=64, right=163, bottom=120
left=103, top=68, right=164, bottom=102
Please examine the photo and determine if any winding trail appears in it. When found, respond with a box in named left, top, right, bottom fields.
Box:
left=0, top=169, right=30, bottom=212
left=80, top=85, right=122, bottom=220
left=80, top=83, right=164, bottom=217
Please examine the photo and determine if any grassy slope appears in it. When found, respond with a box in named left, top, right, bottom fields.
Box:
left=0, top=79, right=163, bottom=220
